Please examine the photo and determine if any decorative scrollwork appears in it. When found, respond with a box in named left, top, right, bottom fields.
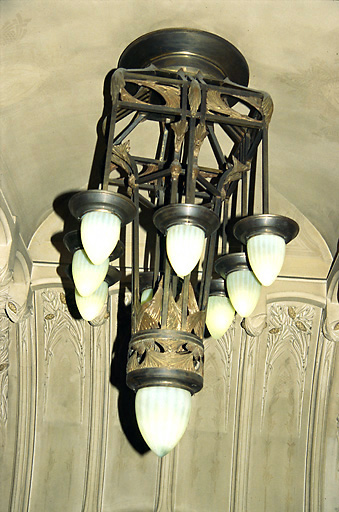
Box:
left=127, top=332, right=204, bottom=377
left=121, top=79, right=181, bottom=109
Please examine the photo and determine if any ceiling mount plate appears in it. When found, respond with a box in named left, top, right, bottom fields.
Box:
left=118, top=28, right=249, bottom=84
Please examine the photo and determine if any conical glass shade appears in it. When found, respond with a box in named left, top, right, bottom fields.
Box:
left=206, top=295, right=235, bottom=339
left=247, top=233, right=286, bottom=286
left=135, top=386, right=191, bottom=457
left=166, top=224, right=205, bottom=277
left=72, top=249, right=109, bottom=297
left=226, top=269, right=261, bottom=317
left=75, top=281, right=108, bottom=321
left=81, top=210, right=121, bottom=265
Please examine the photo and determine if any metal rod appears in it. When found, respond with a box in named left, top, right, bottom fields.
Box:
left=199, top=198, right=222, bottom=311
left=131, top=187, right=140, bottom=334
left=137, top=167, right=172, bottom=185
left=196, top=174, right=221, bottom=197
left=116, top=101, right=264, bottom=129
left=185, top=117, right=197, bottom=204
left=180, top=276, right=190, bottom=331
left=262, top=127, right=269, bottom=214
left=113, top=113, right=147, bottom=145
left=221, top=199, right=229, bottom=254
left=207, top=124, right=227, bottom=168
left=248, top=149, right=257, bottom=216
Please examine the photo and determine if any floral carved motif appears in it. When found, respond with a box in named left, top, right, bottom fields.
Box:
left=261, top=303, right=315, bottom=434
left=0, top=314, right=10, bottom=428
left=42, top=290, right=86, bottom=421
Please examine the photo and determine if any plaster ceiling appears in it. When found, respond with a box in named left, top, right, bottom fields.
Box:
left=0, top=0, right=338, bottom=255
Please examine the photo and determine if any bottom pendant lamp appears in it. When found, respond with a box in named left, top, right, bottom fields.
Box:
left=215, top=253, right=261, bottom=318
left=206, top=279, right=235, bottom=339
left=233, top=214, right=299, bottom=286
left=135, top=386, right=192, bottom=458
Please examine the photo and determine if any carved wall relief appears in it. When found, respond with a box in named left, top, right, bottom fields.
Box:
left=261, top=303, right=315, bottom=435
left=42, top=290, right=85, bottom=422
left=0, top=313, right=10, bottom=430
left=9, top=313, right=36, bottom=512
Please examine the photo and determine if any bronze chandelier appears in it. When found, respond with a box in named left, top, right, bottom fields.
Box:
left=64, top=28, right=299, bottom=457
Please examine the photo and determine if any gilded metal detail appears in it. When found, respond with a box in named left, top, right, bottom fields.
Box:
left=206, top=89, right=253, bottom=121
left=122, top=79, right=181, bottom=109
left=261, top=92, right=274, bottom=126
left=135, top=280, right=204, bottom=338
left=193, top=122, right=207, bottom=159
left=188, top=79, right=201, bottom=117
left=171, top=119, right=188, bottom=154
left=111, top=141, right=132, bottom=175
left=127, top=332, right=204, bottom=377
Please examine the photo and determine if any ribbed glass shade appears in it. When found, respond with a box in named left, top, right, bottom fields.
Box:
left=72, top=249, right=109, bottom=297
left=206, top=295, right=235, bottom=339
left=75, top=281, right=108, bottom=321
left=140, top=288, right=153, bottom=305
left=135, top=386, right=192, bottom=458
left=226, top=269, right=261, bottom=318
left=81, top=210, right=121, bottom=265
left=247, top=233, right=286, bottom=286
left=166, top=224, right=205, bottom=277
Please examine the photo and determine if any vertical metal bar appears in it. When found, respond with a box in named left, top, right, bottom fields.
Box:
left=198, top=197, right=222, bottom=311
left=185, top=116, right=197, bottom=204
left=221, top=199, right=229, bottom=255
left=262, top=127, right=269, bottom=214
left=248, top=149, right=257, bottom=217
left=131, top=186, right=140, bottom=334
left=102, top=74, right=121, bottom=190
left=153, top=125, right=170, bottom=289
left=180, top=276, right=190, bottom=331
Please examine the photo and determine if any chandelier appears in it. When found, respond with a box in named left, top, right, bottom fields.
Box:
left=64, top=28, right=299, bottom=457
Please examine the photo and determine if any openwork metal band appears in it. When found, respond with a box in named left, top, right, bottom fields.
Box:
left=126, top=329, right=204, bottom=394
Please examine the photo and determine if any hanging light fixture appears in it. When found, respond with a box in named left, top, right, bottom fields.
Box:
left=206, top=279, right=235, bottom=339
left=233, top=214, right=299, bottom=286
left=64, top=28, right=299, bottom=456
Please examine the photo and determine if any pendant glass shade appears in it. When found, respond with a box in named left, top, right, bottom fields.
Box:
left=81, top=210, right=121, bottom=265
left=135, top=386, right=192, bottom=457
left=226, top=269, right=261, bottom=318
left=166, top=224, right=205, bottom=277
left=206, top=295, right=235, bottom=339
left=140, top=288, right=153, bottom=305
left=247, top=233, right=286, bottom=286
left=75, top=281, right=108, bottom=321
left=72, top=249, right=109, bottom=297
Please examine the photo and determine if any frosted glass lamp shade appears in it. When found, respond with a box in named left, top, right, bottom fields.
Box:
left=166, top=224, right=205, bottom=277
left=135, top=386, right=192, bottom=457
left=206, top=295, right=235, bottom=339
left=72, top=249, right=109, bottom=297
left=247, top=233, right=286, bottom=286
left=75, top=281, right=108, bottom=321
left=81, top=211, right=121, bottom=265
left=226, top=269, right=261, bottom=318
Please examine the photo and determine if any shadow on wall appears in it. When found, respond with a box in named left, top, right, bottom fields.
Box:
left=110, top=287, right=149, bottom=455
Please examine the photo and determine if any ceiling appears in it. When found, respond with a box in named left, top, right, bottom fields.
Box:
left=0, top=0, right=338, bottom=255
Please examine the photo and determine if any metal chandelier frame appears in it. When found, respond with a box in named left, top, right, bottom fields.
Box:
left=66, top=28, right=298, bottom=397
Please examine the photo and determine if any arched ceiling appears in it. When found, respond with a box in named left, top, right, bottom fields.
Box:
left=0, top=0, right=338, bottom=254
